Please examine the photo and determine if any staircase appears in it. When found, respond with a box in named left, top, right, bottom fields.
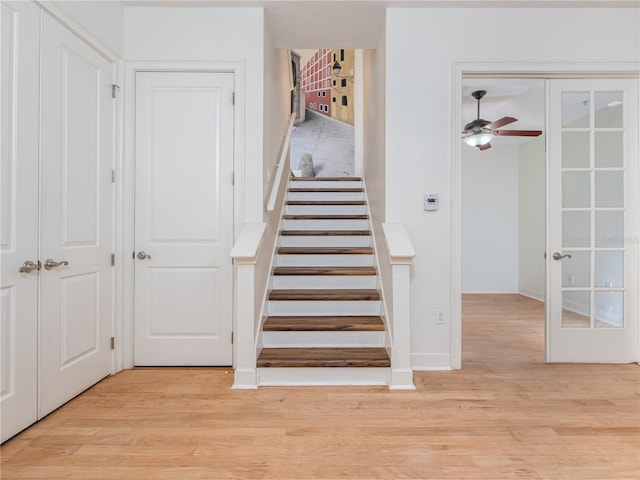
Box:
left=257, top=176, right=390, bottom=386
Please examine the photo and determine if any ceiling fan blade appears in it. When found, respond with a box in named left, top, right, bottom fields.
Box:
left=478, top=143, right=492, bottom=151
left=488, top=116, right=517, bottom=129
left=495, top=130, right=543, bottom=137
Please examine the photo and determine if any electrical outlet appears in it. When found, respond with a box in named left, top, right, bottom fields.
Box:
left=435, top=309, right=445, bottom=325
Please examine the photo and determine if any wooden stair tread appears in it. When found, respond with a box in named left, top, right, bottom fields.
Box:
left=257, top=347, right=390, bottom=368
left=288, top=188, right=363, bottom=193
left=263, top=316, right=384, bottom=331
left=269, top=289, right=380, bottom=301
left=284, top=214, right=368, bottom=220
left=273, top=266, right=376, bottom=276
left=280, top=230, right=370, bottom=236
left=290, top=177, right=361, bottom=181
left=286, top=200, right=366, bottom=206
left=278, top=246, right=373, bottom=255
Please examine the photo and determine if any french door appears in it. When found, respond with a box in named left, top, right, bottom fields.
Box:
left=134, top=72, right=234, bottom=366
left=547, top=78, right=638, bottom=362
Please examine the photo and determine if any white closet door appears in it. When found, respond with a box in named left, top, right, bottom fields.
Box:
left=134, top=71, right=234, bottom=366
left=0, top=0, right=40, bottom=443
left=38, top=13, right=115, bottom=417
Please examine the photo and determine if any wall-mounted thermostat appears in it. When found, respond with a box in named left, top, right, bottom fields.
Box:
left=424, top=194, right=438, bottom=211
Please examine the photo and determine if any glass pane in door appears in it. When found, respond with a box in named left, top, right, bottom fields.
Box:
left=562, top=92, right=590, bottom=127
left=595, top=92, right=623, bottom=128
left=595, top=132, right=623, bottom=167
left=562, top=291, right=590, bottom=328
left=594, top=291, right=623, bottom=328
left=595, top=211, right=623, bottom=248
left=559, top=89, right=628, bottom=331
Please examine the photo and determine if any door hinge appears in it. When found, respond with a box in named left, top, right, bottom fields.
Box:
left=110, top=337, right=115, bottom=350
left=231, top=172, right=235, bottom=185
left=111, top=169, right=116, bottom=183
left=112, top=84, right=120, bottom=99
left=231, top=332, right=233, bottom=344
left=232, top=92, right=235, bottom=105
left=110, top=253, right=115, bottom=266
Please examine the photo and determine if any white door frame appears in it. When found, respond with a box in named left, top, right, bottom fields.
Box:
left=118, top=62, right=245, bottom=372
left=450, top=62, right=640, bottom=370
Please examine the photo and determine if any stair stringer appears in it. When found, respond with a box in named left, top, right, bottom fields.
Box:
left=361, top=178, right=393, bottom=355
left=253, top=177, right=292, bottom=358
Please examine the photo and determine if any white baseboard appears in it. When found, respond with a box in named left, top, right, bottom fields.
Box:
left=519, top=287, right=545, bottom=302
left=411, top=353, right=451, bottom=370
left=461, top=288, right=519, bottom=294
left=231, top=368, right=258, bottom=389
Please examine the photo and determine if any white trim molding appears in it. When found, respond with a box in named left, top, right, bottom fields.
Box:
left=450, top=61, right=640, bottom=371
left=119, top=61, right=245, bottom=372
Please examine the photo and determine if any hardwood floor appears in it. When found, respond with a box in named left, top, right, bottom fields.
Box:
left=2, top=294, right=638, bottom=479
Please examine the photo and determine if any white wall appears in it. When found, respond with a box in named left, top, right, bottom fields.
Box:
left=385, top=7, right=640, bottom=369
left=124, top=6, right=265, bottom=224
left=362, top=22, right=392, bottom=324
left=255, top=23, right=295, bottom=323
left=47, top=1, right=124, bottom=57
left=462, top=145, right=519, bottom=293
left=519, top=135, right=546, bottom=301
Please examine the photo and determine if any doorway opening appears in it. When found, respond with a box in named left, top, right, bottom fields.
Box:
left=460, top=78, right=546, bottom=367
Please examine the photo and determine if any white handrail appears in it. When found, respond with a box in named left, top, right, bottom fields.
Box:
left=266, top=112, right=296, bottom=211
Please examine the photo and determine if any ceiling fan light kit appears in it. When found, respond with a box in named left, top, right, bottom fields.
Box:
left=462, top=89, right=542, bottom=150
left=462, top=128, right=494, bottom=147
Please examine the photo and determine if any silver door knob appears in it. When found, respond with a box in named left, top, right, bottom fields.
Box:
left=137, top=251, right=151, bottom=260
left=552, top=252, right=572, bottom=261
left=44, top=259, right=69, bottom=270
left=19, top=260, right=40, bottom=273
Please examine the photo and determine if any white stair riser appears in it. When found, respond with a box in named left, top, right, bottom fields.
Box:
left=279, top=235, right=371, bottom=248
left=286, top=204, right=366, bottom=215
left=282, top=219, right=369, bottom=230
left=288, top=192, right=364, bottom=202
left=262, top=331, right=385, bottom=348
left=290, top=181, right=362, bottom=189
left=268, top=300, right=380, bottom=316
left=258, top=367, right=389, bottom=386
left=277, top=254, right=374, bottom=267
left=272, top=275, right=377, bottom=290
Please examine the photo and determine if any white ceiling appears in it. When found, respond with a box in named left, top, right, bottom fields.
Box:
left=122, top=1, right=637, bottom=48
left=462, top=78, right=545, bottom=146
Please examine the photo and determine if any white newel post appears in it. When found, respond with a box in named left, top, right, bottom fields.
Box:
left=230, top=223, right=267, bottom=389
left=382, top=223, right=416, bottom=390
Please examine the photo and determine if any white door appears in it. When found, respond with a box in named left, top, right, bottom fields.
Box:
left=38, top=13, right=115, bottom=416
left=547, top=78, right=638, bottom=362
left=1, top=0, right=40, bottom=443
left=134, top=72, right=234, bottom=366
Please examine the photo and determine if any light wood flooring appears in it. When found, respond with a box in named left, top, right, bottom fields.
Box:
left=2, top=294, right=638, bottom=479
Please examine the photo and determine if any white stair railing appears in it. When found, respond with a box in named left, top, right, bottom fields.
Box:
left=382, top=223, right=416, bottom=390
left=266, top=112, right=296, bottom=212
left=230, top=223, right=266, bottom=389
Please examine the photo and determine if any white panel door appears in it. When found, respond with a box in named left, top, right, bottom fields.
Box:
left=39, top=13, right=114, bottom=417
left=134, top=72, right=234, bottom=366
left=547, top=78, right=638, bottom=362
left=0, top=0, right=40, bottom=443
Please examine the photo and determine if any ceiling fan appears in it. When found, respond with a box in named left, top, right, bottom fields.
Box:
left=462, top=90, right=542, bottom=151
